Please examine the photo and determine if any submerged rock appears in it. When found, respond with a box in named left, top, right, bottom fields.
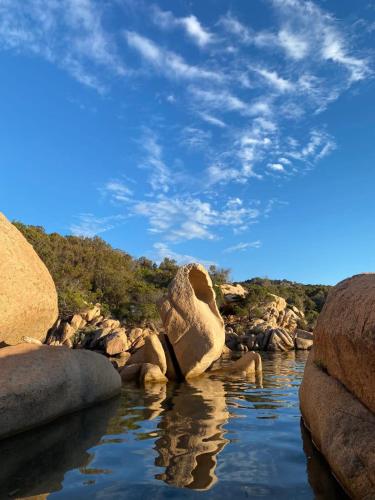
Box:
left=212, top=351, right=262, bottom=376
left=159, top=263, right=225, bottom=379
left=295, top=329, right=313, bottom=350
left=0, top=344, right=121, bottom=439
left=0, top=212, right=58, bottom=346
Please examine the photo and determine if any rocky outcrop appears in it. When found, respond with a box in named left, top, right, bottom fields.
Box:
left=219, top=283, right=248, bottom=303
left=0, top=213, right=58, bottom=345
left=300, top=273, right=375, bottom=498
left=0, top=344, right=121, bottom=439
left=314, top=273, right=375, bottom=414
left=224, top=294, right=306, bottom=352
left=295, top=329, right=313, bottom=350
left=159, top=263, right=225, bottom=379
left=212, top=351, right=262, bottom=376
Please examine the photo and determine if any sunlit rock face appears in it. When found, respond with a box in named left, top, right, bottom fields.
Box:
left=219, top=283, right=248, bottom=303
left=314, top=273, right=375, bottom=414
left=0, top=212, right=58, bottom=346
left=300, top=273, right=375, bottom=499
left=159, top=263, right=225, bottom=379
left=154, top=377, right=229, bottom=490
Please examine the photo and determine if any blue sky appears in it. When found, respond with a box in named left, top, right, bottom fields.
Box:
left=0, top=0, right=374, bottom=284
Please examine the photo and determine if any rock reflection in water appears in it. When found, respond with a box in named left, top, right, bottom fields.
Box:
left=300, top=420, right=349, bottom=500
left=153, top=377, right=229, bottom=490
left=0, top=397, right=119, bottom=499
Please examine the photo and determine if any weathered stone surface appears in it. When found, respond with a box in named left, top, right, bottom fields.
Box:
left=120, top=363, right=142, bottom=382
left=295, top=329, right=313, bottom=350
left=219, top=283, right=248, bottom=302
left=300, top=351, right=375, bottom=499
left=314, top=273, right=375, bottom=414
left=128, top=327, right=144, bottom=344
left=0, top=344, right=121, bottom=439
left=103, top=330, right=128, bottom=356
left=100, top=319, right=120, bottom=330
left=0, top=212, right=58, bottom=345
left=140, top=363, right=168, bottom=384
left=127, top=333, right=166, bottom=370
left=159, top=263, right=225, bottom=379
left=267, top=328, right=295, bottom=352
left=60, top=322, right=76, bottom=342
left=82, top=304, right=101, bottom=322
left=110, top=351, right=131, bottom=370
left=213, top=352, right=262, bottom=376
left=70, top=314, right=85, bottom=331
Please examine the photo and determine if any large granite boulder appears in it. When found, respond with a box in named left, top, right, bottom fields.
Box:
left=300, top=273, right=375, bottom=498
left=0, top=213, right=58, bottom=345
left=300, top=352, right=375, bottom=498
left=159, top=263, right=225, bottom=379
left=314, top=273, right=375, bottom=414
left=0, top=344, right=121, bottom=439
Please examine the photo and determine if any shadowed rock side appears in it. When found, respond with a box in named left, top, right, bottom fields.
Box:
left=300, top=353, right=375, bottom=498
left=300, top=420, right=349, bottom=500
left=0, top=397, right=119, bottom=499
left=314, top=273, right=375, bottom=414
left=300, top=273, right=375, bottom=499
left=158, top=263, right=225, bottom=379
left=154, top=377, right=229, bottom=490
left=0, top=344, right=121, bottom=439
left=0, top=212, right=58, bottom=345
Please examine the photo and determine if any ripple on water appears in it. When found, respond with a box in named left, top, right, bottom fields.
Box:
left=1, top=351, right=347, bottom=499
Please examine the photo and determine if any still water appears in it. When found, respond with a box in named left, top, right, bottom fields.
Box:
left=1, top=352, right=346, bottom=499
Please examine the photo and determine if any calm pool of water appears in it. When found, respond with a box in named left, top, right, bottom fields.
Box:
left=1, top=352, right=346, bottom=499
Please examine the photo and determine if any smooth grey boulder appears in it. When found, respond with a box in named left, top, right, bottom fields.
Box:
left=0, top=344, right=121, bottom=439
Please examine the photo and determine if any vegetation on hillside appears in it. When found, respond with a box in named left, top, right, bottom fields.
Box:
left=14, top=222, right=329, bottom=329
left=13, top=222, right=229, bottom=324
left=227, top=278, right=331, bottom=330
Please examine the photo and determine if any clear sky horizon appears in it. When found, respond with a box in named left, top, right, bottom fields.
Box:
left=1, top=0, right=374, bottom=285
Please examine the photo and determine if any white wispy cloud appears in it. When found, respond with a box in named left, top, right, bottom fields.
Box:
left=181, top=126, right=212, bottom=149
left=132, top=195, right=259, bottom=242
left=268, top=163, right=285, bottom=172
left=271, top=0, right=370, bottom=82
left=153, top=242, right=215, bottom=266
left=103, top=181, right=133, bottom=202
left=70, top=213, right=125, bottom=237
left=125, top=31, right=222, bottom=81
left=140, top=130, right=171, bottom=193
left=277, top=29, right=309, bottom=60
left=152, top=6, right=214, bottom=47
left=0, top=0, right=126, bottom=93
left=253, top=67, right=294, bottom=92
left=199, top=112, right=226, bottom=128
left=224, top=241, right=262, bottom=253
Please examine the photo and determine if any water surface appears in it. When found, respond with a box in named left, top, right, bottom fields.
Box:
left=2, top=352, right=346, bottom=499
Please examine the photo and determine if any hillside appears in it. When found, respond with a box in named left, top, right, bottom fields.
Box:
left=14, top=221, right=330, bottom=329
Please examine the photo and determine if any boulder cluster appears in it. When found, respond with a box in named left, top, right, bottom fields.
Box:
left=300, top=274, right=375, bottom=498
left=46, top=305, right=157, bottom=370
left=0, top=213, right=121, bottom=439
left=222, top=289, right=313, bottom=352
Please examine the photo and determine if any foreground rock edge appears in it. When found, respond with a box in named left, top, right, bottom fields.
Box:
left=300, top=350, right=375, bottom=499
left=0, top=212, right=58, bottom=345
left=0, top=344, right=121, bottom=440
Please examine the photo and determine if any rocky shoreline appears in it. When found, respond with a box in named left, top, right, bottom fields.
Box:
left=1, top=209, right=374, bottom=499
